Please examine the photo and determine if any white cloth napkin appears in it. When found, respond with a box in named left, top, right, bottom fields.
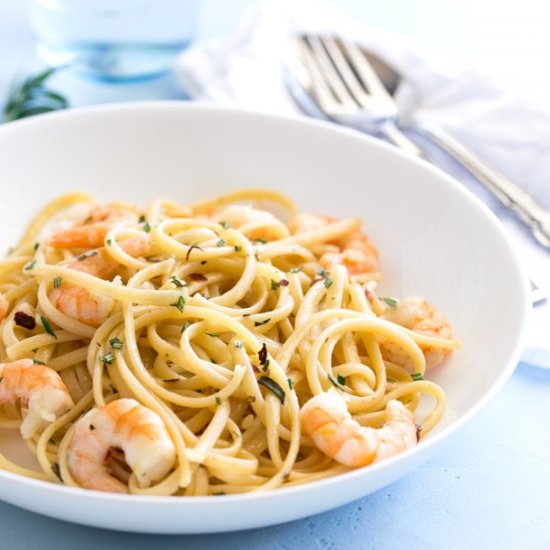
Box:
left=174, top=0, right=550, bottom=367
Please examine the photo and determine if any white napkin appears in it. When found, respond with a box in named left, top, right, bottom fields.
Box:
left=174, top=0, right=550, bottom=367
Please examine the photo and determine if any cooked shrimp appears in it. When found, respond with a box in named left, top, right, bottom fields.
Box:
left=381, top=297, right=454, bottom=368
left=289, top=213, right=378, bottom=275
left=67, top=398, right=176, bottom=493
left=211, top=204, right=284, bottom=241
left=50, top=236, right=150, bottom=327
left=300, top=389, right=417, bottom=468
left=48, top=203, right=138, bottom=249
left=0, top=359, right=73, bottom=439
left=0, top=292, right=9, bottom=321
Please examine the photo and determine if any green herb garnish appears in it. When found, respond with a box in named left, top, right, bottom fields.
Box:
left=170, top=275, right=184, bottom=288
left=216, top=239, right=226, bottom=247
left=32, top=359, right=46, bottom=365
left=40, top=316, right=57, bottom=339
left=174, top=296, right=186, bottom=312
left=220, top=221, right=230, bottom=229
left=254, top=238, right=267, bottom=244
left=24, top=260, right=36, bottom=271
left=254, top=318, right=270, bottom=327
left=328, top=373, right=345, bottom=390
left=381, top=297, right=398, bottom=309
left=411, top=373, right=424, bottom=381
left=258, top=376, right=285, bottom=404
left=324, top=277, right=334, bottom=289
left=290, top=266, right=303, bottom=273
left=53, top=276, right=62, bottom=288
left=287, top=378, right=294, bottom=390
left=106, top=239, right=112, bottom=246
left=215, top=397, right=221, bottom=405
left=271, top=279, right=280, bottom=290
left=234, top=245, right=242, bottom=252
left=109, top=337, right=123, bottom=350
left=142, top=220, right=151, bottom=233
left=99, top=353, right=114, bottom=365
left=337, top=374, right=346, bottom=385
left=33, top=242, right=40, bottom=250
left=234, top=341, right=243, bottom=349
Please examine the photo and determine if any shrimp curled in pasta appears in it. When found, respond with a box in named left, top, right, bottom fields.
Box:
left=67, top=398, right=176, bottom=493
left=0, top=359, right=73, bottom=439
left=300, top=389, right=417, bottom=468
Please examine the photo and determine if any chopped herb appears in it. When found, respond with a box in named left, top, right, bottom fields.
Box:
left=142, top=220, right=151, bottom=233
left=258, top=343, right=268, bottom=365
left=215, top=397, right=221, bottom=405
left=278, top=279, right=289, bottom=287
left=33, top=242, right=40, bottom=250
left=170, top=275, right=184, bottom=288
left=290, top=266, right=303, bottom=273
left=271, top=279, right=280, bottom=291
left=205, top=331, right=221, bottom=338
left=234, top=340, right=243, bottom=349
left=262, top=360, right=270, bottom=372
left=51, top=462, right=62, bottom=481
left=381, top=297, right=398, bottom=309
left=89, top=424, right=96, bottom=431
left=254, top=238, right=268, bottom=244
left=106, top=239, right=112, bottom=246
left=24, top=260, right=36, bottom=271
left=258, top=376, right=285, bottom=404
left=324, top=277, right=334, bottom=289
left=32, top=359, right=46, bottom=365
left=337, top=374, right=346, bottom=385
left=14, top=311, right=36, bottom=330
left=254, top=318, right=270, bottom=327
left=109, top=337, right=123, bottom=350
left=185, top=243, right=203, bottom=261
left=40, top=316, right=57, bottom=338
left=411, top=373, right=424, bottom=381
left=99, top=353, right=114, bottom=365
left=77, top=251, right=98, bottom=261
left=287, top=378, right=294, bottom=390
left=220, top=221, right=230, bottom=229
left=328, top=373, right=345, bottom=390
left=189, top=273, right=207, bottom=282
left=216, top=238, right=226, bottom=247
left=317, top=268, right=329, bottom=279
left=53, top=276, right=62, bottom=288
left=138, top=215, right=146, bottom=223
left=174, top=296, right=185, bottom=312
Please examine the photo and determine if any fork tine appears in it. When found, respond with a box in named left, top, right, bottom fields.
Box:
left=318, top=35, right=369, bottom=107
left=301, top=35, right=357, bottom=110
left=294, top=37, right=339, bottom=114
left=336, top=36, right=392, bottom=99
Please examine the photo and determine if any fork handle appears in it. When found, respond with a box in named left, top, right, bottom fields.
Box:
left=417, top=123, right=550, bottom=248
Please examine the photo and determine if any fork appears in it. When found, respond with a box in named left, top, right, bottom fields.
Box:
left=291, top=34, right=550, bottom=252
left=290, top=34, right=548, bottom=306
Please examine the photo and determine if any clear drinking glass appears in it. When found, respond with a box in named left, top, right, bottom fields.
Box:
left=29, top=0, right=198, bottom=82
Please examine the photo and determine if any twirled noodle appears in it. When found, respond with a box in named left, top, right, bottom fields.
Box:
left=0, top=190, right=461, bottom=495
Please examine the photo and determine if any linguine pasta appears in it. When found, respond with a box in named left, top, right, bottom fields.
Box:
left=0, top=190, right=461, bottom=495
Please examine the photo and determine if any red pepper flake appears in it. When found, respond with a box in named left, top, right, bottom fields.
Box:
left=252, top=365, right=260, bottom=374
left=365, top=289, right=375, bottom=302
left=278, top=279, right=289, bottom=287
left=189, top=273, right=208, bottom=282
left=258, top=343, right=268, bottom=366
left=14, top=311, right=36, bottom=330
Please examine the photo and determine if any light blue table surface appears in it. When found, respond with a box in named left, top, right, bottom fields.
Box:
left=1, top=1, right=549, bottom=548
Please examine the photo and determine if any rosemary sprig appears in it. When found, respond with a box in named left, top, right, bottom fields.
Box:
left=3, top=67, right=69, bottom=122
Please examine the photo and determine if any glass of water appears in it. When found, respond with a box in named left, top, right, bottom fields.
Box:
left=29, top=0, right=198, bottom=82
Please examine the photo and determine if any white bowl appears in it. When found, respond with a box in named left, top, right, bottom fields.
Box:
left=0, top=103, right=528, bottom=533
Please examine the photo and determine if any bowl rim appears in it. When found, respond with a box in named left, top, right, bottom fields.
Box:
left=0, top=101, right=530, bottom=506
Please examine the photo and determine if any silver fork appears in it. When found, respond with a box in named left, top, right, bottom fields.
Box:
left=290, top=34, right=548, bottom=306
left=291, top=34, right=550, bottom=252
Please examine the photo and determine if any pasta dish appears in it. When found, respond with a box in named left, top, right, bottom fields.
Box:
left=0, top=190, right=461, bottom=495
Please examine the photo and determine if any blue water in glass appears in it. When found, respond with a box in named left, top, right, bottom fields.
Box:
left=29, top=0, right=198, bottom=82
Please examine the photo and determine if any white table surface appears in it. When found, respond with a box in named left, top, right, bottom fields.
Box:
left=0, top=1, right=549, bottom=548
